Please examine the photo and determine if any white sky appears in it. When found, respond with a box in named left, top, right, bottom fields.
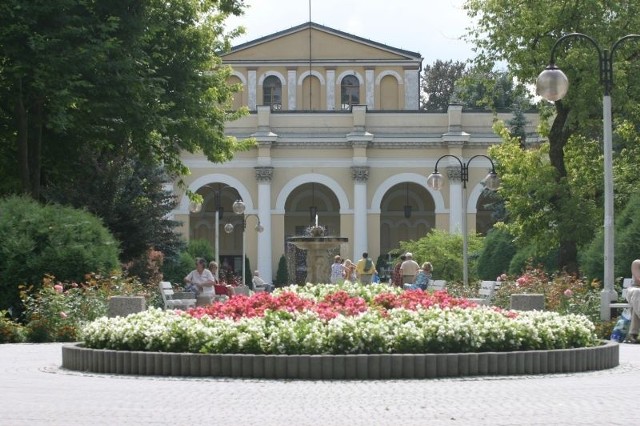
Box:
left=225, top=0, right=476, bottom=65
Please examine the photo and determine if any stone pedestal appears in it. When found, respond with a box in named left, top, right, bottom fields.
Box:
left=108, top=296, right=146, bottom=318
left=510, top=294, right=544, bottom=311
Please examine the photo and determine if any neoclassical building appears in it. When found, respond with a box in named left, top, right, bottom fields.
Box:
left=171, top=22, right=539, bottom=282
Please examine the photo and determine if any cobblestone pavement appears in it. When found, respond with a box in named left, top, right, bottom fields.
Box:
left=1, top=342, right=639, bottom=426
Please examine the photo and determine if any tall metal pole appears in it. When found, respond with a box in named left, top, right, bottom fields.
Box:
left=601, top=93, right=616, bottom=319
left=215, top=210, right=220, bottom=269
left=462, top=185, right=469, bottom=288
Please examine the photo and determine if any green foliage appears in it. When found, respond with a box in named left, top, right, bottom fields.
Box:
left=491, top=269, right=602, bottom=324
left=456, top=69, right=533, bottom=112
left=185, top=239, right=215, bottom=262
left=0, top=0, right=251, bottom=198
left=275, top=254, right=289, bottom=287
left=465, top=0, right=640, bottom=270
left=0, top=310, right=26, bottom=343
left=162, top=239, right=213, bottom=285
left=0, top=196, right=120, bottom=312
left=421, top=60, right=467, bottom=111
left=508, top=246, right=558, bottom=276
left=581, top=192, right=640, bottom=282
left=18, top=273, right=157, bottom=342
left=399, top=229, right=484, bottom=283
left=476, top=228, right=516, bottom=280
left=46, top=156, right=184, bottom=275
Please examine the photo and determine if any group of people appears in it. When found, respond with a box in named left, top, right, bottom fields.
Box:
left=330, top=252, right=379, bottom=284
left=183, top=258, right=273, bottom=303
left=391, top=252, right=433, bottom=291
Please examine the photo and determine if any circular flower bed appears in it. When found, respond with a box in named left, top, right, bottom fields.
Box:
left=80, top=282, right=599, bottom=355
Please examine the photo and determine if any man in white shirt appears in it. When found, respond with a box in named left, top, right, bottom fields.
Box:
left=399, top=252, right=420, bottom=284
left=252, top=270, right=274, bottom=292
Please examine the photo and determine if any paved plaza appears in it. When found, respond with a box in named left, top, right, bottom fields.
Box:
left=1, top=342, right=639, bottom=425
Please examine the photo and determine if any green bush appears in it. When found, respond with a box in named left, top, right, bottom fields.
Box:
left=508, top=245, right=558, bottom=276
left=161, top=239, right=215, bottom=285
left=476, top=228, right=516, bottom=280
left=275, top=254, right=289, bottom=287
left=0, top=310, right=26, bottom=343
left=400, top=229, right=483, bottom=283
left=0, top=196, right=120, bottom=312
left=580, top=192, right=640, bottom=282
left=20, top=273, right=156, bottom=342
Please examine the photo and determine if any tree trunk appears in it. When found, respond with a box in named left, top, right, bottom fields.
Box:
left=15, top=79, right=31, bottom=195
left=548, top=101, right=578, bottom=273
left=29, top=98, right=43, bottom=199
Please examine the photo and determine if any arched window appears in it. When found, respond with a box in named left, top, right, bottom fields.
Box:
left=341, top=75, right=359, bottom=110
left=263, top=76, right=282, bottom=110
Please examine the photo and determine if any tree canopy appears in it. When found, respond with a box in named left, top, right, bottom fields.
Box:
left=464, top=0, right=640, bottom=272
left=0, top=0, right=252, bottom=199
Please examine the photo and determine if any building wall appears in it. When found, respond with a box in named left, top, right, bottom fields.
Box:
left=170, top=23, right=540, bottom=282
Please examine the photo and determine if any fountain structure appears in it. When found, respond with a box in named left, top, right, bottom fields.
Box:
left=287, top=216, right=348, bottom=284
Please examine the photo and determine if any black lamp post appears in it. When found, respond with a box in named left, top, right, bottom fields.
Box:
left=427, top=154, right=499, bottom=287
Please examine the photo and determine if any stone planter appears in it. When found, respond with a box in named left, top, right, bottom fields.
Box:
left=510, top=293, right=545, bottom=311
left=62, top=340, right=619, bottom=380
left=107, top=296, right=146, bottom=318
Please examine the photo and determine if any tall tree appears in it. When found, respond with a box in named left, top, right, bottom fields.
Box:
left=421, top=60, right=467, bottom=111
left=0, top=0, right=251, bottom=199
left=464, top=0, right=640, bottom=272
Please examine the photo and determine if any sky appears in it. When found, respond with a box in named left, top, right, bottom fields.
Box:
left=225, top=0, right=477, bottom=65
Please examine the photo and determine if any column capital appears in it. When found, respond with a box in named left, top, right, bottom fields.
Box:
left=447, top=167, right=462, bottom=182
left=255, top=166, right=274, bottom=182
left=351, top=166, right=369, bottom=182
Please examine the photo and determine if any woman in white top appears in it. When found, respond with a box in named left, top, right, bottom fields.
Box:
left=184, top=258, right=215, bottom=296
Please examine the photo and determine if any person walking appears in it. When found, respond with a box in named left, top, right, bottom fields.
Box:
left=356, top=252, right=376, bottom=284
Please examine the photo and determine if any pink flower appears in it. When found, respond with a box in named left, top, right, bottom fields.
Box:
left=563, top=289, right=573, bottom=297
left=54, top=284, right=63, bottom=293
left=60, top=312, right=68, bottom=319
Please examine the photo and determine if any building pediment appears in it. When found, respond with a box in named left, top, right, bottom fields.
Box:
left=223, top=22, right=422, bottom=65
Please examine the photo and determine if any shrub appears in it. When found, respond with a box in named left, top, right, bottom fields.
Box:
left=0, top=310, right=26, bottom=343
left=476, top=228, right=516, bottom=280
left=580, top=192, right=640, bottom=282
left=19, top=273, right=158, bottom=342
left=400, top=229, right=483, bottom=283
left=0, top=196, right=120, bottom=312
left=274, top=254, right=289, bottom=287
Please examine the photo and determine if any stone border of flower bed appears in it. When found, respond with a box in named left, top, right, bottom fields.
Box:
left=61, top=340, right=619, bottom=380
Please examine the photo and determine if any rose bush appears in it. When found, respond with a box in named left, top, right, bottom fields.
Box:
left=80, top=282, right=599, bottom=354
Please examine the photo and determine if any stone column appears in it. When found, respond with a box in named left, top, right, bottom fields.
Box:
left=287, top=69, right=297, bottom=111
left=326, top=69, right=336, bottom=110
left=248, top=69, right=257, bottom=110
left=404, top=68, right=419, bottom=110
left=351, top=166, right=369, bottom=261
left=365, top=69, right=375, bottom=109
left=255, top=166, right=274, bottom=282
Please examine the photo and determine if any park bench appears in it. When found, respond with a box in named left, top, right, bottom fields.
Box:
left=159, top=281, right=196, bottom=310
left=609, top=278, right=632, bottom=312
left=427, top=280, right=447, bottom=291
left=468, top=280, right=501, bottom=306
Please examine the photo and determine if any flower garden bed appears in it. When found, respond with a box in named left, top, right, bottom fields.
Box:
left=62, top=282, right=619, bottom=379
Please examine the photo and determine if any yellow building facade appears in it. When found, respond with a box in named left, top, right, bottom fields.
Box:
left=171, top=22, right=540, bottom=282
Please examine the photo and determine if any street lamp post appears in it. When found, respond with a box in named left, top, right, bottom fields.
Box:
left=536, top=33, right=640, bottom=320
left=189, top=185, right=236, bottom=268
left=426, top=154, right=500, bottom=287
left=232, top=199, right=264, bottom=287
